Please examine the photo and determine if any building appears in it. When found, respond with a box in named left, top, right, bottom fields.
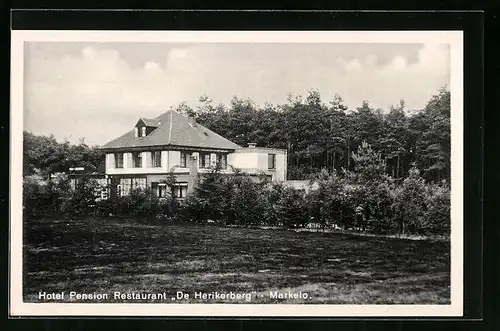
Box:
left=100, top=110, right=287, bottom=199
left=68, top=172, right=108, bottom=200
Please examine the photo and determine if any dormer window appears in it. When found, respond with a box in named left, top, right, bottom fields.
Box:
left=135, top=118, right=159, bottom=138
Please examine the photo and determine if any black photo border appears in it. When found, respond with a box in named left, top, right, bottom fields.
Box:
left=7, top=8, right=487, bottom=331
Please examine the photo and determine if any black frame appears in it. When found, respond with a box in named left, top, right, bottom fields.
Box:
left=8, top=8, right=487, bottom=330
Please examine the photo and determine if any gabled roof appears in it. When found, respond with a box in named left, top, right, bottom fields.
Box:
left=101, top=110, right=241, bottom=150
left=137, top=118, right=160, bottom=127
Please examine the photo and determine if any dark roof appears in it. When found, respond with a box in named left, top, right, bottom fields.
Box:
left=137, top=118, right=160, bottom=127
left=101, top=110, right=241, bottom=150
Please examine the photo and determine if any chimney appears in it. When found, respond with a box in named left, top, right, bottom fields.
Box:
left=248, top=143, right=257, bottom=148
left=187, top=155, right=198, bottom=194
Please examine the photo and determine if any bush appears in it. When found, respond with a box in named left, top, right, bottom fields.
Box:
left=178, top=194, right=206, bottom=223
left=422, top=183, right=450, bottom=235
left=95, top=198, right=114, bottom=217
left=391, top=167, right=428, bottom=235
left=307, top=170, right=346, bottom=229
left=230, top=177, right=267, bottom=226
left=22, top=148, right=451, bottom=236
left=274, top=187, right=309, bottom=228
left=60, top=178, right=100, bottom=217
left=119, top=188, right=162, bottom=219
left=263, top=183, right=285, bottom=226
left=158, top=195, right=180, bottom=221
left=364, top=179, right=397, bottom=233
left=23, top=175, right=72, bottom=219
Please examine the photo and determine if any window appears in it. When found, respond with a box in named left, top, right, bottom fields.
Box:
left=180, top=152, right=188, bottom=168
left=199, top=152, right=210, bottom=168
left=119, top=178, right=132, bottom=196
left=133, top=152, right=142, bottom=168
left=152, top=182, right=169, bottom=198
left=151, top=182, right=158, bottom=194
left=141, top=127, right=146, bottom=137
left=268, top=153, right=276, bottom=169
left=217, top=153, right=227, bottom=169
left=151, top=151, right=162, bottom=167
left=173, top=182, right=188, bottom=198
left=114, top=153, right=124, bottom=168
left=132, top=178, right=146, bottom=189
left=119, top=177, right=146, bottom=195
left=159, top=184, right=168, bottom=198
left=100, top=188, right=108, bottom=200
left=134, top=127, right=139, bottom=137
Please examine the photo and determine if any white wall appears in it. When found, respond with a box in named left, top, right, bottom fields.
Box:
left=106, top=148, right=287, bottom=180
left=275, top=153, right=287, bottom=181
left=228, top=148, right=287, bottom=182
left=106, top=151, right=173, bottom=175
left=230, top=152, right=260, bottom=169
left=168, top=151, right=181, bottom=169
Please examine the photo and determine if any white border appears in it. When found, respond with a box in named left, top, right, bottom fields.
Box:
left=10, top=30, right=463, bottom=317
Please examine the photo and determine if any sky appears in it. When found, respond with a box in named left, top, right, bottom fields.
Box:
left=23, top=42, right=450, bottom=146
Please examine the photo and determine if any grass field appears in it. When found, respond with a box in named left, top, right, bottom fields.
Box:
left=23, top=218, right=450, bottom=304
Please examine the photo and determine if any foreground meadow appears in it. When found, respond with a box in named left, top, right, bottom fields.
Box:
left=23, top=218, right=450, bottom=304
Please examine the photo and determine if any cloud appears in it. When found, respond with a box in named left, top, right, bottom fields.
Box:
left=344, top=59, right=363, bottom=73
left=24, top=43, right=450, bottom=145
left=388, top=56, right=407, bottom=71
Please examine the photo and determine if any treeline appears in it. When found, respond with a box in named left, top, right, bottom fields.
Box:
left=23, top=87, right=450, bottom=184
left=23, top=132, right=104, bottom=179
left=24, top=141, right=450, bottom=236
left=177, top=87, right=450, bottom=182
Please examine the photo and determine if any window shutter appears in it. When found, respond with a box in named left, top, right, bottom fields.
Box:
left=146, top=152, right=152, bottom=168
left=109, top=153, right=115, bottom=169
left=127, top=153, right=133, bottom=168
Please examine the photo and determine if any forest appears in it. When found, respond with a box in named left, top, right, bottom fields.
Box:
left=22, top=87, right=451, bottom=235
left=180, top=87, right=450, bottom=182
left=23, top=87, right=450, bottom=184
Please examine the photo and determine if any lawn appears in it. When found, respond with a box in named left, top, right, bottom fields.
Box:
left=23, top=218, right=450, bottom=304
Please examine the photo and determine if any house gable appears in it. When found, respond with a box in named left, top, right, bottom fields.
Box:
left=101, top=110, right=241, bottom=151
left=135, top=118, right=160, bottom=137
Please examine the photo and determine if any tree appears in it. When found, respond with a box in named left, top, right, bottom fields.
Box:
left=381, top=100, right=410, bottom=178
left=23, top=131, right=105, bottom=179
left=308, top=169, right=345, bottom=230
left=351, top=141, right=386, bottom=183
left=392, top=166, right=428, bottom=235
left=410, top=87, right=450, bottom=182
left=274, top=187, right=309, bottom=228
left=176, top=87, right=449, bottom=183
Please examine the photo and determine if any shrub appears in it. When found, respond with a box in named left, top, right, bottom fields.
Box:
left=178, top=194, right=206, bottom=223
left=307, top=169, right=345, bottom=229
left=364, top=179, right=397, bottom=233
left=274, top=187, right=309, bottom=228
left=263, top=183, right=286, bottom=226
left=158, top=195, right=180, bottom=221
left=23, top=175, right=72, bottom=219
left=230, top=177, right=267, bottom=226
left=127, top=188, right=162, bottom=219
left=422, top=183, right=450, bottom=235
left=391, top=167, right=428, bottom=234
left=60, top=178, right=100, bottom=217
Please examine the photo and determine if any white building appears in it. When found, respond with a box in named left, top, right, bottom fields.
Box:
left=101, top=110, right=287, bottom=198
